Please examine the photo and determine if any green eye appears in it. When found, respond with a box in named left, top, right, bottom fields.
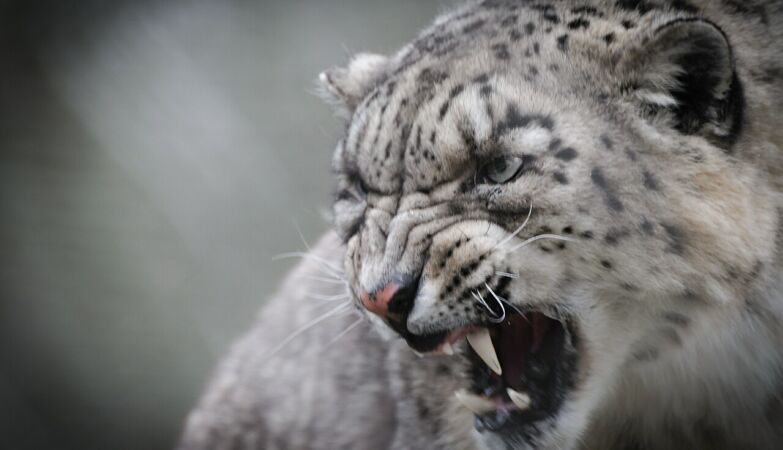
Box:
left=479, top=156, right=525, bottom=184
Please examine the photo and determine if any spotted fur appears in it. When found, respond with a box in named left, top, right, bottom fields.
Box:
left=180, top=1, right=783, bottom=449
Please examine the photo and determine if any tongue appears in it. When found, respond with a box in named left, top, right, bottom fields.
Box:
left=494, top=314, right=532, bottom=391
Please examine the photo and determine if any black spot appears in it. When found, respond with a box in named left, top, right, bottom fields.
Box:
left=615, top=0, right=655, bottom=14
left=439, top=84, right=465, bottom=120
left=528, top=64, right=539, bottom=77
left=604, top=227, right=630, bottom=245
left=621, top=20, right=636, bottom=29
left=580, top=230, right=594, bottom=239
left=662, top=311, right=691, bottom=327
left=642, top=170, right=660, bottom=190
left=553, top=172, right=569, bottom=184
left=525, top=22, right=536, bottom=35
left=480, top=84, right=493, bottom=97
left=572, top=5, right=603, bottom=16
left=533, top=42, right=540, bottom=55
left=662, top=223, right=687, bottom=255
left=633, top=347, right=660, bottom=362
left=554, top=147, right=578, bottom=161
left=625, top=149, right=638, bottom=161
left=473, top=73, right=490, bottom=84
left=494, top=105, right=554, bottom=136
left=600, top=134, right=614, bottom=150
left=501, top=14, right=518, bottom=27
left=492, top=43, right=510, bottom=60
left=542, top=11, right=560, bottom=23
left=601, top=260, right=613, bottom=269
left=671, top=0, right=699, bottom=13
left=510, top=29, right=523, bottom=41
left=557, top=34, right=569, bottom=52
left=430, top=130, right=437, bottom=145
left=640, top=218, right=655, bottom=235
left=549, top=64, right=560, bottom=72
left=603, top=32, right=615, bottom=44
left=722, top=0, right=769, bottom=25
left=448, top=83, right=465, bottom=99
left=548, top=138, right=562, bottom=151
left=591, top=167, right=624, bottom=212
left=462, top=19, right=486, bottom=34
left=567, top=18, right=590, bottom=29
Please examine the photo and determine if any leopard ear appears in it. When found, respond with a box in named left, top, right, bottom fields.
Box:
left=318, top=53, right=389, bottom=117
left=622, top=18, right=743, bottom=147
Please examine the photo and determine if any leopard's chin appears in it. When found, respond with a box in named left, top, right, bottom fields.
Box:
left=404, top=307, right=581, bottom=438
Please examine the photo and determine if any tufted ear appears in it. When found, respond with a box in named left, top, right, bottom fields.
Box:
left=622, top=19, right=743, bottom=147
left=318, top=53, right=390, bottom=117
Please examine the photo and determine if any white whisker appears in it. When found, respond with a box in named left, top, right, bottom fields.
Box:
left=263, top=302, right=352, bottom=360
left=493, top=202, right=534, bottom=249
left=325, top=316, right=365, bottom=348
left=495, top=271, right=519, bottom=279
left=273, top=252, right=345, bottom=280
left=485, top=283, right=526, bottom=318
left=303, top=293, right=351, bottom=302
left=472, top=290, right=506, bottom=323
left=301, top=275, right=348, bottom=285
left=507, top=233, right=575, bottom=253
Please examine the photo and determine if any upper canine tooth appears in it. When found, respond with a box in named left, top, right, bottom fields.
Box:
left=467, top=328, right=502, bottom=375
left=442, top=341, right=455, bottom=355
left=506, top=388, right=531, bottom=410
left=455, top=389, right=496, bottom=414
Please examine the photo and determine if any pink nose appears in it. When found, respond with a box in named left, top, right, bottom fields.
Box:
left=360, top=282, right=400, bottom=318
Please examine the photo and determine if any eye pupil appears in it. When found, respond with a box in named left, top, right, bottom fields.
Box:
left=480, top=155, right=524, bottom=184
left=492, top=158, right=508, bottom=172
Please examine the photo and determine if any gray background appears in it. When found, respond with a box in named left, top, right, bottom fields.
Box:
left=0, top=1, right=448, bottom=449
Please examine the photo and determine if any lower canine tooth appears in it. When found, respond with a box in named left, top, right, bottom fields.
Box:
left=442, top=341, right=455, bottom=355
left=507, top=388, right=531, bottom=410
left=467, top=329, right=502, bottom=375
left=455, top=389, right=496, bottom=414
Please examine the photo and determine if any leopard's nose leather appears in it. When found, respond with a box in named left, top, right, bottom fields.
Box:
left=360, top=276, right=419, bottom=326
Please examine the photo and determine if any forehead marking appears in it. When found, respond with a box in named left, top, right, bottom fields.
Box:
left=590, top=167, right=625, bottom=212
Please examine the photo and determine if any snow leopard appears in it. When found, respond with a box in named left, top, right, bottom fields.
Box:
left=178, top=1, right=783, bottom=449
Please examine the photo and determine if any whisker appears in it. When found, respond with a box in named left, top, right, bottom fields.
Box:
left=485, top=283, right=527, bottom=320
left=493, top=202, right=534, bottom=250
left=472, top=290, right=506, bottom=323
left=293, top=221, right=313, bottom=253
left=495, top=271, right=519, bottom=279
left=325, top=316, right=365, bottom=348
left=303, top=292, right=351, bottom=302
left=507, top=233, right=575, bottom=253
left=300, top=275, right=348, bottom=285
left=263, top=302, right=352, bottom=360
left=272, top=252, right=345, bottom=280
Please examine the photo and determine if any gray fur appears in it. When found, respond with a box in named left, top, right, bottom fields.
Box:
left=180, top=1, right=783, bottom=448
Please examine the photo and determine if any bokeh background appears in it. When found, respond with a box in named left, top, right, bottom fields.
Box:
left=0, top=1, right=448, bottom=448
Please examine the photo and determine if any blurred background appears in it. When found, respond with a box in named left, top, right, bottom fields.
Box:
left=0, top=1, right=446, bottom=448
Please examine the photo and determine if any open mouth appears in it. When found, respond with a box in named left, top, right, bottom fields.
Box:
left=404, top=309, right=580, bottom=433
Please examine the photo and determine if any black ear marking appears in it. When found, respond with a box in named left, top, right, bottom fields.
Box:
left=628, top=19, right=744, bottom=149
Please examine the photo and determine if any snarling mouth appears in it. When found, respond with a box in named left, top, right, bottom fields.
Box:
left=405, top=310, right=580, bottom=434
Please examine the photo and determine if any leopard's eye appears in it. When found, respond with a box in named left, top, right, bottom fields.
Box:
left=336, top=174, right=368, bottom=202
left=479, top=155, right=525, bottom=184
